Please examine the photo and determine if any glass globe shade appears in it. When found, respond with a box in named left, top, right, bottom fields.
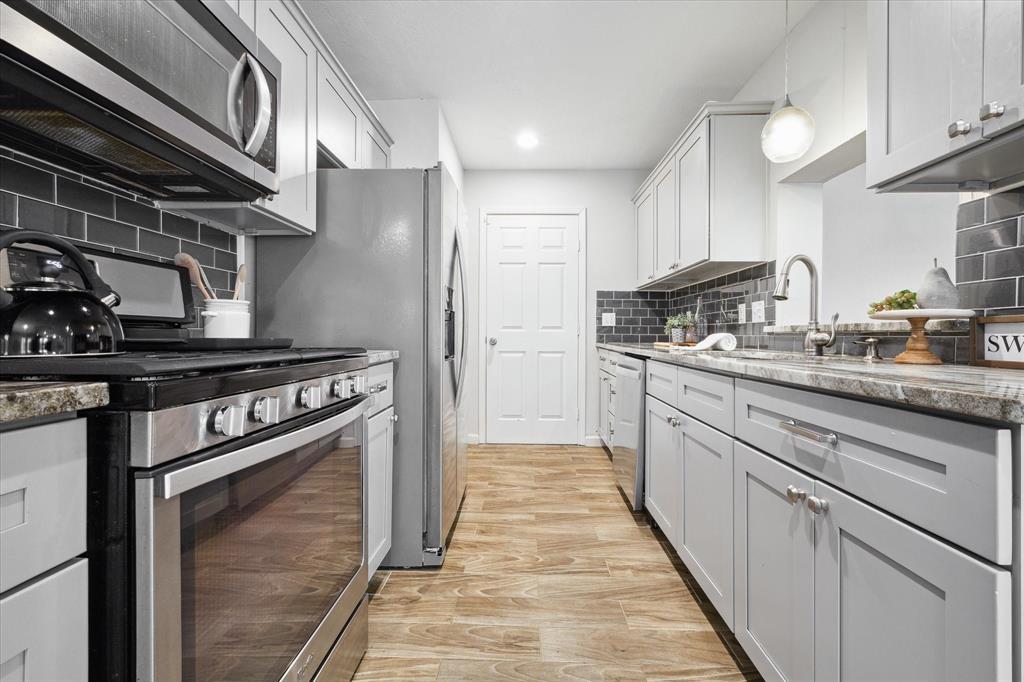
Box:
left=761, top=101, right=815, bottom=163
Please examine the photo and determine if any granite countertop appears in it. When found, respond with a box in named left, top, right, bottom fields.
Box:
left=0, top=381, right=109, bottom=425
left=598, top=342, right=1024, bottom=424
left=367, top=350, right=399, bottom=365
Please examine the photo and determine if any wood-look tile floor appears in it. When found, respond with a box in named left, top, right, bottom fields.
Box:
left=354, top=445, right=762, bottom=681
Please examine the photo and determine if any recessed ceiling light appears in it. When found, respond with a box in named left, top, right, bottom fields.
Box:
left=516, top=131, right=539, bottom=149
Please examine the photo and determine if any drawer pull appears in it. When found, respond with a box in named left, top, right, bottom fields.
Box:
left=779, top=419, right=838, bottom=447
left=666, top=415, right=680, bottom=428
left=785, top=485, right=807, bottom=504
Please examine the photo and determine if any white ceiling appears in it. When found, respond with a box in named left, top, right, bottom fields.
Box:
left=300, top=0, right=816, bottom=170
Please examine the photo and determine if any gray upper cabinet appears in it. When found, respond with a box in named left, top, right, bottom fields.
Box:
left=635, top=185, right=655, bottom=285
left=867, top=0, right=1024, bottom=191
left=653, top=161, right=676, bottom=278
left=317, top=52, right=360, bottom=169
left=632, top=102, right=769, bottom=290
left=255, top=0, right=318, bottom=232
left=733, top=443, right=815, bottom=682
left=982, top=0, right=1024, bottom=138
left=362, top=124, right=391, bottom=169
left=813, top=481, right=1012, bottom=681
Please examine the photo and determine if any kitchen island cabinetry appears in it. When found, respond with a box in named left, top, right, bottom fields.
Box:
left=366, top=359, right=397, bottom=576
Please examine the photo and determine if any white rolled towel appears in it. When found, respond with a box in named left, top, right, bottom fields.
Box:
left=670, top=332, right=737, bottom=352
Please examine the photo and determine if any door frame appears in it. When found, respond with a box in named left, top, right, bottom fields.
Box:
left=478, top=207, right=588, bottom=445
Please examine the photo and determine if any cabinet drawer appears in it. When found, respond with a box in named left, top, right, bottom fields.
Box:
left=0, top=558, right=88, bottom=681
left=367, top=361, right=394, bottom=415
left=735, top=379, right=1012, bottom=564
left=645, top=360, right=678, bottom=406
left=676, top=366, right=734, bottom=435
left=599, top=350, right=621, bottom=376
left=0, top=419, right=87, bottom=592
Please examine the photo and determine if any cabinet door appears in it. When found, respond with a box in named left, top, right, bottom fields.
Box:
left=644, top=396, right=681, bottom=546
left=733, top=443, right=814, bottom=682
left=653, top=161, right=676, bottom=276
left=361, top=121, right=390, bottom=169
left=255, top=0, right=317, bottom=231
left=866, top=0, right=985, bottom=187
left=675, top=121, right=709, bottom=271
left=677, top=416, right=734, bottom=628
left=367, top=407, right=395, bottom=575
left=223, top=0, right=255, bottom=28
left=599, top=375, right=611, bottom=448
left=635, top=185, right=655, bottom=285
left=813, top=481, right=1012, bottom=681
left=982, top=0, right=1024, bottom=137
left=317, top=53, right=359, bottom=168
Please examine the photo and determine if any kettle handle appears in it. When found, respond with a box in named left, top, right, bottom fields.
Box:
left=0, top=231, right=120, bottom=307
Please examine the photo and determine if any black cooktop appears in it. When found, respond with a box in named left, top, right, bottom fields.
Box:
left=0, top=347, right=366, bottom=378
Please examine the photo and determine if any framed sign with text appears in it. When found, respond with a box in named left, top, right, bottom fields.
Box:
left=970, top=315, right=1024, bottom=369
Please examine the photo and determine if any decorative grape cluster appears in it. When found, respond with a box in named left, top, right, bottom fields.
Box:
left=868, top=289, right=918, bottom=314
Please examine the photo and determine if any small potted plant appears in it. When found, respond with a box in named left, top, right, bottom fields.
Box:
left=665, top=311, right=696, bottom=345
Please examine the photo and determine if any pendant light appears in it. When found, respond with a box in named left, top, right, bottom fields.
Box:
left=761, top=0, right=815, bottom=163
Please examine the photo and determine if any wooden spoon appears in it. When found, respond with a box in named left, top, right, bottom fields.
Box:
left=174, top=252, right=215, bottom=300
left=233, top=263, right=247, bottom=300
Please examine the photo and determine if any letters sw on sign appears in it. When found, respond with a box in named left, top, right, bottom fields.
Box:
left=984, top=323, right=1024, bottom=362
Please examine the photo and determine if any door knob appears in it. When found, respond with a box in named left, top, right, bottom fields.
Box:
left=488, top=337, right=498, bottom=346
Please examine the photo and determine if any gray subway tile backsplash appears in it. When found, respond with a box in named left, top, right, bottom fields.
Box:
left=955, top=254, right=984, bottom=283
left=0, top=146, right=238, bottom=330
left=957, top=278, right=1017, bottom=309
left=984, top=246, right=1024, bottom=280
left=956, top=218, right=1018, bottom=256
left=986, top=188, right=1024, bottom=223
left=954, top=188, right=1023, bottom=316
left=956, top=197, right=986, bottom=229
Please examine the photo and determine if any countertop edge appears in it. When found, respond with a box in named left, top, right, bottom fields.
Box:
left=0, top=382, right=110, bottom=425
left=597, top=343, right=1024, bottom=425
left=367, top=350, right=400, bottom=366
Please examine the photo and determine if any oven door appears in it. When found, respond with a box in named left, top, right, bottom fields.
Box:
left=135, top=398, right=368, bottom=682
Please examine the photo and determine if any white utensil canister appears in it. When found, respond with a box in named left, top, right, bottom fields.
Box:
left=201, top=299, right=251, bottom=338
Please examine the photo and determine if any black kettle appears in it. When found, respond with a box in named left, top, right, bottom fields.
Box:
left=0, top=231, right=124, bottom=356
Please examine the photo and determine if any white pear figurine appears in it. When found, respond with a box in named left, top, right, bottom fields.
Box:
left=917, top=258, right=960, bottom=309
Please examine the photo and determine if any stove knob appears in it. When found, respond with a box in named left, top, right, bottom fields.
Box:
left=211, top=405, right=245, bottom=437
left=332, top=378, right=353, bottom=399
left=253, top=396, right=280, bottom=425
left=299, top=386, right=322, bottom=409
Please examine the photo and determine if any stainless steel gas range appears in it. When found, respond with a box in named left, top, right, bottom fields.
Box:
left=2, top=348, right=372, bottom=682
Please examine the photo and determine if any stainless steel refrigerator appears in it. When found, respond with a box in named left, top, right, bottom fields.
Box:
left=255, top=166, right=469, bottom=567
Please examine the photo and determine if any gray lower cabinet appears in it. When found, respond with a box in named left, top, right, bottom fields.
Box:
left=734, top=443, right=815, bottom=682
left=367, top=406, right=395, bottom=577
left=676, top=413, right=734, bottom=629
left=0, top=559, right=88, bottom=681
left=644, top=396, right=682, bottom=546
left=813, top=481, right=1012, bottom=682
left=599, top=374, right=611, bottom=448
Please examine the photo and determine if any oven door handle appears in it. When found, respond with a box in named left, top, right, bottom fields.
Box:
left=156, top=398, right=369, bottom=499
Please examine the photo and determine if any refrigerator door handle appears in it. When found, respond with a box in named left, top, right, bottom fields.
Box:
left=454, top=228, right=468, bottom=405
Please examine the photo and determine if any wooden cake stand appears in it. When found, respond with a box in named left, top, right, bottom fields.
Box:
left=868, top=309, right=975, bottom=364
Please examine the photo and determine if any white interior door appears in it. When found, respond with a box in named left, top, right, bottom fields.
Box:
left=484, top=212, right=580, bottom=444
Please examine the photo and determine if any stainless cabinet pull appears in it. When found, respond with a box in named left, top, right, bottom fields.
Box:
left=979, top=101, right=1005, bottom=121
left=609, top=389, right=617, bottom=395
left=807, top=495, right=829, bottom=515
left=666, top=415, right=680, bottom=427
left=785, top=485, right=807, bottom=504
left=779, top=419, right=838, bottom=447
left=947, top=120, right=971, bottom=138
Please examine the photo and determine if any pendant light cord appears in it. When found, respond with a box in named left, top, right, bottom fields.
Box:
left=784, top=0, right=789, bottom=95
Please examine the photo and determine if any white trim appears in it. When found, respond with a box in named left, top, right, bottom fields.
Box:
left=466, top=433, right=480, bottom=445
left=478, top=207, right=588, bottom=446
left=583, top=435, right=603, bottom=448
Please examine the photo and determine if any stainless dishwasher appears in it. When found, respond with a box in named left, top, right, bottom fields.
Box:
left=612, top=355, right=645, bottom=511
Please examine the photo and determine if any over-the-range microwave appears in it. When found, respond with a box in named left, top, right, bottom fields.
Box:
left=0, top=0, right=280, bottom=203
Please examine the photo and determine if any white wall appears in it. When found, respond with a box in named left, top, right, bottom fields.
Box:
left=822, top=164, right=958, bottom=322
left=368, top=99, right=464, bottom=190
left=462, top=170, right=647, bottom=444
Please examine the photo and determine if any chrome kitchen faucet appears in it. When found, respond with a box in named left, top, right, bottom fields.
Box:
left=772, top=254, right=838, bottom=356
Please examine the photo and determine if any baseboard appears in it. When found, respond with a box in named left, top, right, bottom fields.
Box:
left=467, top=433, right=480, bottom=445
left=583, top=435, right=603, bottom=448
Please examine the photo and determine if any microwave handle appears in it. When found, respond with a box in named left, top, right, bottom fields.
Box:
left=226, top=54, right=247, bottom=149
left=244, top=53, right=272, bottom=155
left=155, top=398, right=369, bottom=498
